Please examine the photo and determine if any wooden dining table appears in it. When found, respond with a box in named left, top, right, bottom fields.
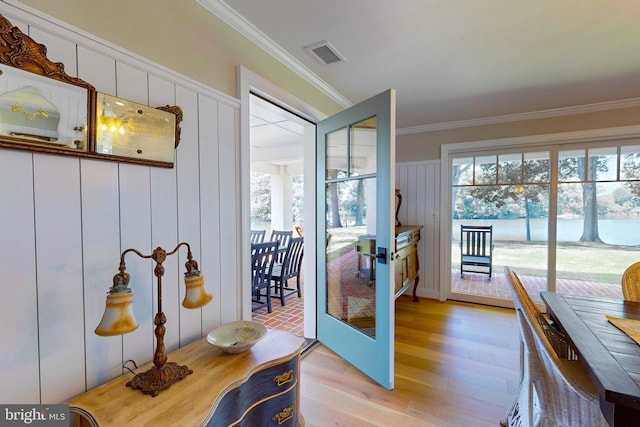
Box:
left=541, top=291, right=640, bottom=426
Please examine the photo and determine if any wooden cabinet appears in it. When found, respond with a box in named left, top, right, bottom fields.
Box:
left=393, top=226, right=422, bottom=301
left=356, top=225, right=422, bottom=301
left=68, top=329, right=305, bottom=427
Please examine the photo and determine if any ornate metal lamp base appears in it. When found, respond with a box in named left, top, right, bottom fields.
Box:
left=126, top=362, right=193, bottom=397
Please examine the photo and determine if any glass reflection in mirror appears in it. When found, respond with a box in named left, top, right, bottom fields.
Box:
left=350, top=116, right=376, bottom=176
left=325, top=115, right=378, bottom=338
left=326, top=127, right=348, bottom=179
left=96, top=93, right=176, bottom=163
left=0, top=65, right=88, bottom=150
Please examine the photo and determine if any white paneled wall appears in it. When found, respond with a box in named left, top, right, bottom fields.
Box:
left=396, top=160, right=441, bottom=299
left=0, top=4, right=239, bottom=403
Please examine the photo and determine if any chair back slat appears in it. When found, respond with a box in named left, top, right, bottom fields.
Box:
left=280, top=237, right=304, bottom=277
left=250, top=229, right=266, bottom=244
left=462, top=226, right=491, bottom=256
left=460, top=225, right=494, bottom=277
left=270, top=230, right=293, bottom=263
left=251, top=241, right=278, bottom=288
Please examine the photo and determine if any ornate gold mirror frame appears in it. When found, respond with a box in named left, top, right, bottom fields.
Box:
left=0, top=13, right=182, bottom=168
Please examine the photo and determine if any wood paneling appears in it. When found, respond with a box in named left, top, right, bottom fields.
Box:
left=217, top=102, right=240, bottom=325
left=301, top=296, right=520, bottom=426
left=0, top=150, right=39, bottom=404
left=77, top=46, right=115, bottom=95
left=198, top=93, right=221, bottom=332
left=29, top=24, right=78, bottom=78
left=80, top=159, right=123, bottom=390
left=33, top=155, right=85, bottom=402
left=118, top=163, right=154, bottom=366
left=396, top=161, right=441, bottom=299
left=175, top=85, right=204, bottom=346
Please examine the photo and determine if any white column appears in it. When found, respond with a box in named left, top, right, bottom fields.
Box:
left=271, top=166, right=293, bottom=232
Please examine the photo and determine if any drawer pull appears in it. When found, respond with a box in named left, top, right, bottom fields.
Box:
left=273, top=370, right=294, bottom=386
left=272, top=404, right=295, bottom=425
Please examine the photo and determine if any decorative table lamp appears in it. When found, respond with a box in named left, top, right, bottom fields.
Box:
left=95, top=242, right=212, bottom=396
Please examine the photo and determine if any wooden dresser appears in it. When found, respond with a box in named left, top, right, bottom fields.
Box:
left=356, top=225, right=422, bottom=301
left=68, top=329, right=305, bottom=426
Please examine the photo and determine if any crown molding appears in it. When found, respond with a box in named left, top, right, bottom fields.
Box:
left=196, top=0, right=352, bottom=109
left=397, top=97, right=640, bottom=135
left=441, top=124, right=640, bottom=154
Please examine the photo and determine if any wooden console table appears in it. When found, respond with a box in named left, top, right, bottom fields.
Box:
left=68, top=329, right=305, bottom=426
left=355, top=225, right=422, bottom=301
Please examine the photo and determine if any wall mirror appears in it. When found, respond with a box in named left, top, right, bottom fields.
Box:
left=0, top=64, right=90, bottom=151
left=96, top=93, right=179, bottom=165
left=0, top=13, right=95, bottom=156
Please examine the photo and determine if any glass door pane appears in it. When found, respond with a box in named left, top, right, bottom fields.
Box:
left=326, top=178, right=377, bottom=336
left=556, top=146, right=640, bottom=300
left=325, top=118, right=378, bottom=338
left=451, top=151, right=550, bottom=304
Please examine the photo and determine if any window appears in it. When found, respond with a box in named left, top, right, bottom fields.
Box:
left=449, top=141, right=640, bottom=306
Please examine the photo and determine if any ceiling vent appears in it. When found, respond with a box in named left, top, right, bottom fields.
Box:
left=304, top=41, right=345, bottom=65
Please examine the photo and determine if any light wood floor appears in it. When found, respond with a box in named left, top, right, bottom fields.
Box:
left=300, top=295, right=520, bottom=426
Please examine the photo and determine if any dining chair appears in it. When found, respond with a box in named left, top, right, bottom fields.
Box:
left=621, top=261, right=640, bottom=302
left=271, top=237, right=304, bottom=306
left=503, top=267, right=607, bottom=427
left=250, top=241, right=278, bottom=313
left=501, top=308, right=538, bottom=427
left=250, top=229, right=266, bottom=244
left=502, top=308, right=608, bottom=427
left=269, top=230, right=292, bottom=263
left=504, top=267, right=577, bottom=360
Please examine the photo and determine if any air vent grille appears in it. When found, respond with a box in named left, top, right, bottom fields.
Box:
left=305, top=41, right=345, bottom=65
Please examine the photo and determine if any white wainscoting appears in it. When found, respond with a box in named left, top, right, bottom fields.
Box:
left=0, top=4, right=240, bottom=403
left=396, top=160, right=441, bottom=300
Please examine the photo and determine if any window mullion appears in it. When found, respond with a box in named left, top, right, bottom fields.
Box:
left=547, top=147, right=559, bottom=294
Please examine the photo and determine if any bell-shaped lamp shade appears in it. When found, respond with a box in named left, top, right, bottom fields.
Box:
left=182, top=273, right=213, bottom=309
left=95, top=291, right=139, bottom=336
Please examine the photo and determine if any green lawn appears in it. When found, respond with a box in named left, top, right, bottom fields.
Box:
left=454, top=240, right=640, bottom=283
left=326, top=225, right=640, bottom=284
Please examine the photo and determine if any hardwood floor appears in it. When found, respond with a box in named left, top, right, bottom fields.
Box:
left=300, top=295, right=520, bottom=426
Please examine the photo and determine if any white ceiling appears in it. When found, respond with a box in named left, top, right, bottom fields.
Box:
left=200, top=0, right=640, bottom=131
left=249, top=94, right=309, bottom=173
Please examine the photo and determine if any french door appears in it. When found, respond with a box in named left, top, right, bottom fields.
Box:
left=445, top=138, right=640, bottom=307
left=316, top=89, right=396, bottom=389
